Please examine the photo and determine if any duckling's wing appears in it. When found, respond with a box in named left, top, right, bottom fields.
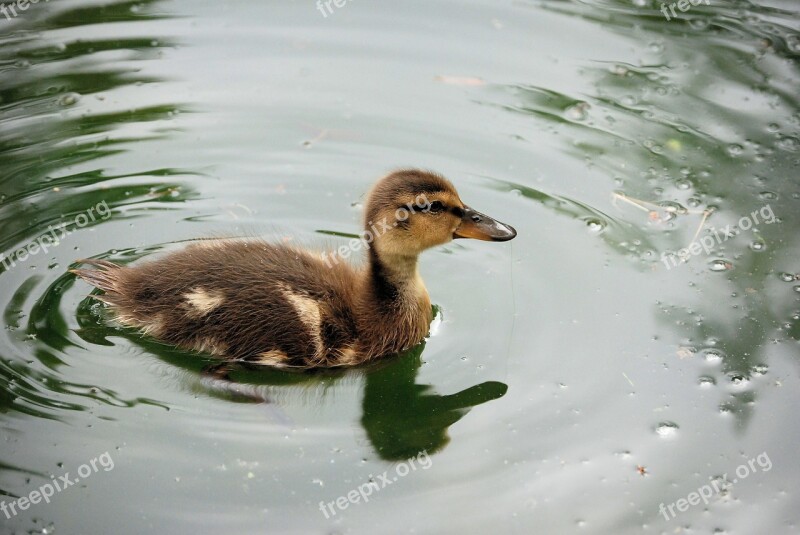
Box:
left=71, top=240, right=360, bottom=367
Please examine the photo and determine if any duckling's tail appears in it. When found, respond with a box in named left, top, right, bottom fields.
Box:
left=70, top=259, right=124, bottom=295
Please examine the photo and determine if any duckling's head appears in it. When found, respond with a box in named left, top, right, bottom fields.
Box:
left=363, top=169, right=516, bottom=260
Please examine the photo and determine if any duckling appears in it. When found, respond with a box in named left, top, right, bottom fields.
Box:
left=71, top=169, right=516, bottom=368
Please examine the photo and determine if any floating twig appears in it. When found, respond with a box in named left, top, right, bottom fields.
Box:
left=612, top=192, right=655, bottom=212
left=687, top=208, right=713, bottom=247
left=622, top=372, right=635, bottom=387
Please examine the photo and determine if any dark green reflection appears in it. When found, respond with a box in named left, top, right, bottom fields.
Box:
left=361, top=345, right=507, bottom=460
left=0, top=0, right=195, bottom=495
left=75, top=294, right=508, bottom=461
left=1, top=272, right=169, bottom=419
left=0, top=0, right=197, bottom=260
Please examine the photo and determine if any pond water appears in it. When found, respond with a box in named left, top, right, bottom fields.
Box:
left=1, top=0, right=798, bottom=533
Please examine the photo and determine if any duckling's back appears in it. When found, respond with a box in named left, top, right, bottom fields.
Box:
left=72, top=240, right=361, bottom=367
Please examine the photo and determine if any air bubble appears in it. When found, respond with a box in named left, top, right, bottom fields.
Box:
left=585, top=218, right=605, bottom=233
left=703, top=348, right=725, bottom=364
left=698, top=376, right=716, bottom=388
left=709, top=259, right=732, bottom=272
left=728, top=373, right=750, bottom=388
left=612, top=65, right=629, bottom=76
left=655, top=422, right=679, bottom=437
left=726, top=144, right=744, bottom=156
left=58, top=93, right=80, bottom=106
left=565, top=102, right=590, bottom=121
left=643, top=139, right=664, bottom=154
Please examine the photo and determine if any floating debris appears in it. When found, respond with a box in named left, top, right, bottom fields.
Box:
left=622, top=372, right=635, bottom=387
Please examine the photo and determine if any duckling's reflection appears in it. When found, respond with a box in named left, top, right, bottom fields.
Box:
left=359, top=345, right=507, bottom=460
left=77, top=310, right=507, bottom=461
left=197, top=345, right=505, bottom=461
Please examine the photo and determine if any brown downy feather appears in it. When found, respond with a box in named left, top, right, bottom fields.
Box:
left=71, top=169, right=515, bottom=368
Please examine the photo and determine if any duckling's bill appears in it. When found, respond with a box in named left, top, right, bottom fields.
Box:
left=453, top=205, right=517, bottom=242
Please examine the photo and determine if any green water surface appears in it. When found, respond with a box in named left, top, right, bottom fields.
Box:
left=1, top=0, right=798, bottom=533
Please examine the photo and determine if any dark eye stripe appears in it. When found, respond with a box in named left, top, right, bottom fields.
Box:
left=407, top=201, right=447, bottom=212
left=429, top=201, right=445, bottom=213
left=451, top=206, right=465, bottom=218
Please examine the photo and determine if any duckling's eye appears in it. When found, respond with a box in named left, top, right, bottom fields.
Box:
left=427, top=201, right=445, bottom=213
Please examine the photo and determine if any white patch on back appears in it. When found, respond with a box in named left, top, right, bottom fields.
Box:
left=278, top=284, right=324, bottom=360
left=255, top=350, right=290, bottom=367
left=335, top=345, right=359, bottom=366
left=114, top=311, right=164, bottom=337
left=184, top=287, right=225, bottom=317
left=192, top=337, right=227, bottom=356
